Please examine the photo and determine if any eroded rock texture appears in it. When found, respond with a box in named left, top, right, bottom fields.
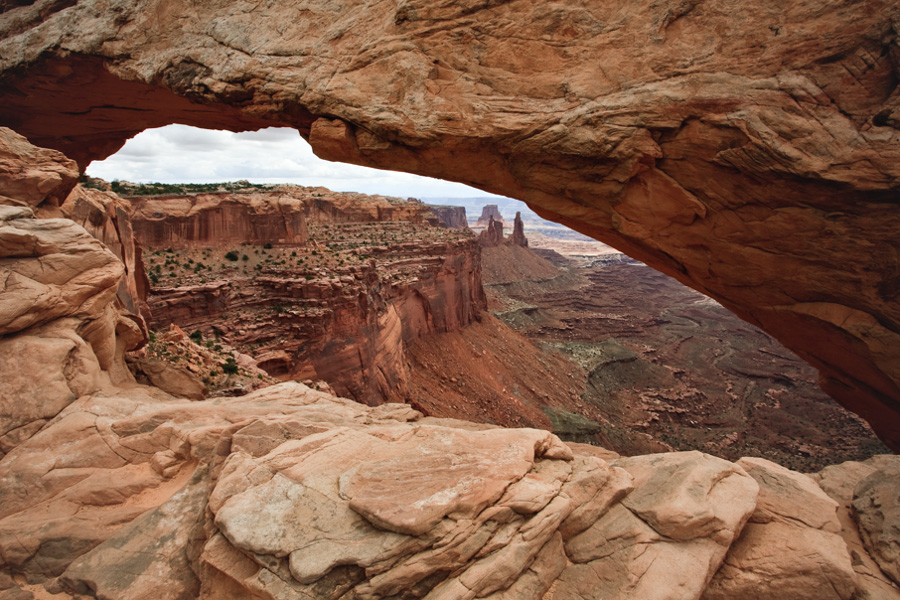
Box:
left=128, top=191, right=309, bottom=249
left=0, top=379, right=897, bottom=600
left=134, top=190, right=485, bottom=405
left=3, top=81, right=900, bottom=600
left=427, top=205, right=468, bottom=229
left=2, top=0, right=899, bottom=446
left=0, top=128, right=145, bottom=460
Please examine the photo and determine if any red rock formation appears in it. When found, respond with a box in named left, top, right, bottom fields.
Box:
left=2, top=130, right=900, bottom=600
left=0, top=379, right=897, bottom=599
left=62, top=185, right=149, bottom=318
left=1, top=0, right=900, bottom=447
left=475, top=204, right=505, bottom=228
left=0, top=129, right=145, bottom=457
left=507, top=211, right=528, bottom=247
left=478, top=215, right=505, bottom=247
left=127, top=191, right=308, bottom=249
left=479, top=212, right=529, bottom=248
left=139, top=204, right=486, bottom=405
left=0, top=127, right=78, bottom=211
left=427, top=204, right=468, bottom=229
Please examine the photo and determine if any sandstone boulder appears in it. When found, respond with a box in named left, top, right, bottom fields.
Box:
left=0, top=319, right=107, bottom=450
left=0, top=128, right=77, bottom=210
left=702, top=457, right=858, bottom=600
left=853, top=461, right=900, bottom=586
left=814, top=456, right=900, bottom=600
left=62, top=185, right=149, bottom=318
left=0, top=211, right=123, bottom=336
left=130, top=357, right=209, bottom=400
left=0, top=155, right=142, bottom=453
left=556, top=451, right=758, bottom=600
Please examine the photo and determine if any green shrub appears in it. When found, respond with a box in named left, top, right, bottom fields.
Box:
left=190, top=330, right=203, bottom=343
left=222, top=357, right=238, bottom=375
left=225, top=251, right=239, bottom=261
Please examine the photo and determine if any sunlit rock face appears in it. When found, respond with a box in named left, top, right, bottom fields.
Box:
left=1, top=0, right=900, bottom=447
left=0, top=128, right=145, bottom=459
left=0, top=379, right=897, bottom=599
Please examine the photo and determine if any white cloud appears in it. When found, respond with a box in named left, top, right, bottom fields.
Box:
left=86, top=124, right=501, bottom=199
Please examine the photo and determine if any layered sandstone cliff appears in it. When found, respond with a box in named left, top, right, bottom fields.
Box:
left=475, top=205, right=505, bottom=228
left=2, top=0, right=898, bottom=447
left=127, top=191, right=308, bottom=249
left=427, top=204, right=468, bottom=229
left=136, top=193, right=485, bottom=405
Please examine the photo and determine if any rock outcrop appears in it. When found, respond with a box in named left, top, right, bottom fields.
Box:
left=2, top=0, right=899, bottom=447
left=127, top=191, right=309, bottom=249
left=508, top=211, right=528, bottom=247
left=475, top=205, right=505, bottom=228
left=62, top=185, right=149, bottom=317
left=0, top=379, right=897, bottom=600
left=427, top=204, right=468, bottom=229
left=1, top=129, right=899, bottom=600
left=853, top=463, right=900, bottom=586
left=478, top=215, right=505, bottom=247
left=0, top=128, right=145, bottom=459
left=479, top=213, right=529, bottom=248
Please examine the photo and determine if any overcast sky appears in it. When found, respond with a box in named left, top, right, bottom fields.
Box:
left=86, top=125, right=500, bottom=199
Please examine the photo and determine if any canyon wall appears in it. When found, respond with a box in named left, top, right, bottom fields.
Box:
left=1, top=0, right=899, bottom=447
left=128, top=191, right=308, bottom=249
left=427, top=204, right=468, bottom=229
left=137, top=191, right=485, bottom=405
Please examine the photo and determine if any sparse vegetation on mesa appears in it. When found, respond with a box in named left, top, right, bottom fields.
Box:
left=114, top=179, right=267, bottom=196
left=143, top=220, right=475, bottom=290
left=143, top=326, right=273, bottom=391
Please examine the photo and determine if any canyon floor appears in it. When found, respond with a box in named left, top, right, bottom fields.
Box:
left=480, top=243, right=890, bottom=472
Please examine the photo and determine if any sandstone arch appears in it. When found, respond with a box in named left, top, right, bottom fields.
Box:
left=2, top=0, right=899, bottom=449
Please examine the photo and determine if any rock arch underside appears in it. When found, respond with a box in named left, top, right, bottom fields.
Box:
left=5, top=0, right=899, bottom=447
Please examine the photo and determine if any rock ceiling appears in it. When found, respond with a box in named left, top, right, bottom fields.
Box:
left=1, top=0, right=899, bottom=447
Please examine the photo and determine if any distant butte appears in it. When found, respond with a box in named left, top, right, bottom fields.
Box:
left=475, top=204, right=505, bottom=228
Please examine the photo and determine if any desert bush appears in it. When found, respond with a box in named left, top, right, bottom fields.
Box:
left=222, top=357, right=238, bottom=375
